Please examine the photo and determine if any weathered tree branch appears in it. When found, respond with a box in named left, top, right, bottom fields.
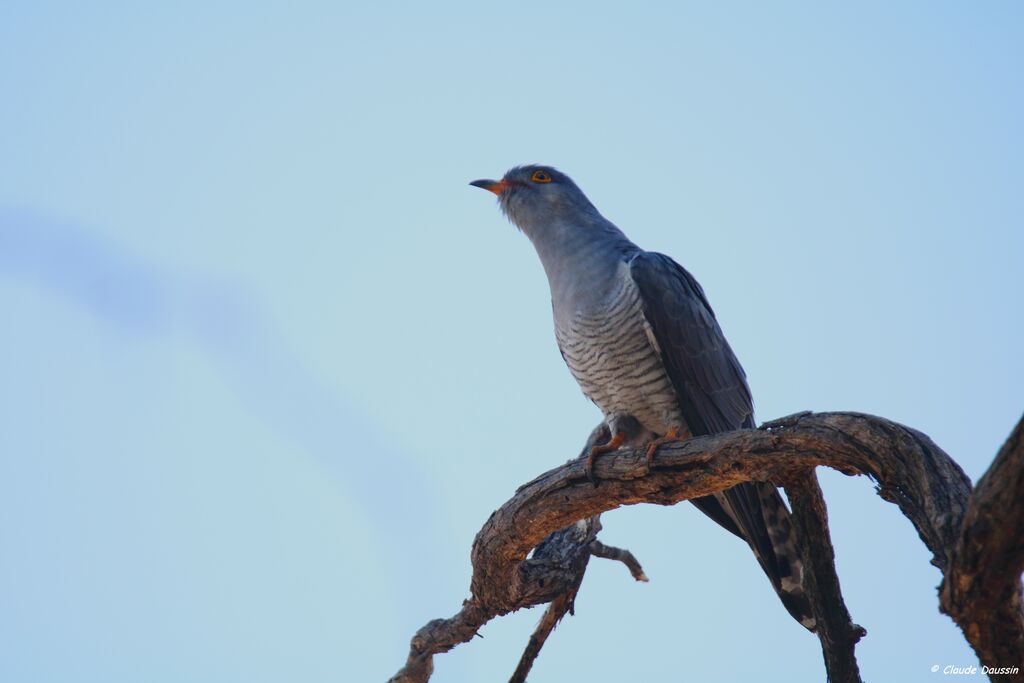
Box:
left=782, top=470, right=865, bottom=683
left=941, top=413, right=1024, bottom=672
left=507, top=514, right=598, bottom=683
left=389, top=411, right=1023, bottom=682
left=590, top=540, right=649, bottom=583
left=507, top=528, right=649, bottom=682
left=509, top=593, right=574, bottom=683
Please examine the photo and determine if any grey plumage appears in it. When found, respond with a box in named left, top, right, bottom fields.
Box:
left=471, top=165, right=815, bottom=630
left=555, top=258, right=684, bottom=438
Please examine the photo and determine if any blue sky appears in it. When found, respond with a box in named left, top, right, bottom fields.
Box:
left=1, top=3, right=1021, bottom=682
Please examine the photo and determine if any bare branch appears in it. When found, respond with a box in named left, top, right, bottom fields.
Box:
left=389, top=411, right=992, bottom=682
left=941, top=413, right=1024, bottom=677
left=508, top=525, right=648, bottom=681
left=590, top=540, right=649, bottom=582
left=388, top=517, right=601, bottom=683
left=509, top=593, right=574, bottom=683
left=783, top=470, right=865, bottom=683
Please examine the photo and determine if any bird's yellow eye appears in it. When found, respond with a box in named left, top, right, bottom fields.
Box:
left=530, top=170, right=552, bottom=184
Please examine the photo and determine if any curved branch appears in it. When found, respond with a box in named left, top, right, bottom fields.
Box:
left=941, top=413, right=1024, bottom=672
left=469, top=412, right=969, bottom=610
left=390, top=411, right=983, bottom=682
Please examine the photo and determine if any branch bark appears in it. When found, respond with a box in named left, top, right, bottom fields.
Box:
left=509, top=593, right=574, bottom=683
left=507, top=514, right=599, bottom=682
left=589, top=540, right=649, bottom=582
left=389, top=411, right=1023, bottom=682
left=782, top=470, right=865, bottom=682
left=941, top=413, right=1024, bottom=673
left=508, top=532, right=650, bottom=682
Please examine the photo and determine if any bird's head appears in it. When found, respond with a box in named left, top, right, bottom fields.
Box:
left=469, top=165, right=600, bottom=237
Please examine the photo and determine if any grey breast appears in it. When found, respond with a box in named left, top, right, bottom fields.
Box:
left=555, top=260, right=684, bottom=435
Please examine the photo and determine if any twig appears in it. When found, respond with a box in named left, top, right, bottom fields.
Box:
left=590, top=540, right=649, bottom=582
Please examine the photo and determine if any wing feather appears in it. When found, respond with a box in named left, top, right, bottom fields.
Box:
left=630, top=251, right=814, bottom=630
left=629, top=251, right=753, bottom=434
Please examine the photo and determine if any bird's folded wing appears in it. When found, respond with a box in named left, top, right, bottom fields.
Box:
left=630, top=251, right=814, bottom=629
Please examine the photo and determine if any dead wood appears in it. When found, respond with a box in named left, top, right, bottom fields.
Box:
left=388, top=411, right=1023, bottom=682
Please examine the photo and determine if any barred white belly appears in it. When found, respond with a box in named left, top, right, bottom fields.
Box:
left=555, top=263, right=683, bottom=435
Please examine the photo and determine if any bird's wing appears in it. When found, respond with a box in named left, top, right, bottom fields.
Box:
left=628, top=251, right=753, bottom=435
left=629, top=251, right=814, bottom=630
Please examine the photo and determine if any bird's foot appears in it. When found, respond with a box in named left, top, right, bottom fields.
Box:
left=644, top=427, right=684, bottom=471
left=585, top=432, right=625, bottom=486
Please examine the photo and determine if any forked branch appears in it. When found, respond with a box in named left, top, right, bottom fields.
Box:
left=388, top=411, right=1024, bottom=682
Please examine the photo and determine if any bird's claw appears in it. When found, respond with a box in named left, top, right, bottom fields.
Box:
left=585, top=457, right=599, bottom=487
left=585, top=432, right=625, bottom=487
left=644, top=427, right=684, bottom=472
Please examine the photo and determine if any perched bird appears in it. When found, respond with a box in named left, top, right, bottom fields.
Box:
left=470, top=165, right=815, bottom=630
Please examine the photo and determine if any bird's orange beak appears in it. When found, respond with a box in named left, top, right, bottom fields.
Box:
left=469, top=178, right=511, bottom=195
